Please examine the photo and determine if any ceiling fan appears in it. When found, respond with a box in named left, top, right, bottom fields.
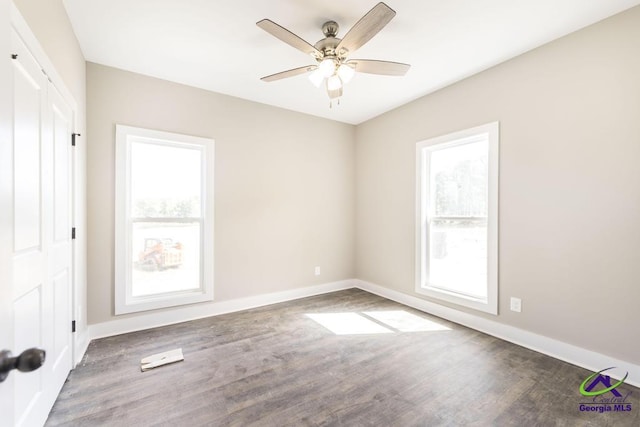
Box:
left=257, top=2, right=410, bottom=105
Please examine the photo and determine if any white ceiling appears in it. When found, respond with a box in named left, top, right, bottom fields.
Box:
left=63, top=0, right=640, bottom=125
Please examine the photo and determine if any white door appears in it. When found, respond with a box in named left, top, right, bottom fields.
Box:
left=46, top=70, right=74, bottom=410
left=0, top=29, right=74, bottom=427
left=47, top=72, right=74, bottom=395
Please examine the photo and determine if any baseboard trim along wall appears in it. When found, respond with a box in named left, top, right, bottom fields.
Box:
left=354, top=279, right=640, bottom=388
left=88, top=280, right=354, bottom=340
left=74, top=331, right=90, bottom=367
left=86, top=278, right=639, bottom=388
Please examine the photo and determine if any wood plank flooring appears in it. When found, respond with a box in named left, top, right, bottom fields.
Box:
left=46, top=289, right=639, bottom=426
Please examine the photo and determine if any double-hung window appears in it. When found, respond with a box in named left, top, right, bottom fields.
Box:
left=115, top=125, right=214, bottom=314
left=416, top=122, right=499, bottom=314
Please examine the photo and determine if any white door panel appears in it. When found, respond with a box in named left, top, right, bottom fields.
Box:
left=46, top=84, right=73, bottom=395
left=12, top=36, right=43, bottom=254
left=52, top=270, right=71, bottom=368
left=52, top=101, right=71, bottom=243
left=13, top=287, right=44, bottom=425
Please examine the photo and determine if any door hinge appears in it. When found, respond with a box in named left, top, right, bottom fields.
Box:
left=71, top=320, right=76, bottom=333
left=71, top=228, right=76, bottom=240
left=42, top=69, right=52, bottom=83
left=72, top=133, right=81, bottom=147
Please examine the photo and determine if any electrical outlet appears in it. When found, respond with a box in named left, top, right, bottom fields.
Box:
left=314, top=266, right=321, bottom=276
left=510, top=297, right=522, bottom=313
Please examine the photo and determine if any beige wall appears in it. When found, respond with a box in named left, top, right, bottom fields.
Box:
left=356, top=6, right=640, bottom=364
left=87, top=63, right=355, bottom=325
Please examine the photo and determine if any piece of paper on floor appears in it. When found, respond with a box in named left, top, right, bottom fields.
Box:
left=140, top=348, right=184, bottom=372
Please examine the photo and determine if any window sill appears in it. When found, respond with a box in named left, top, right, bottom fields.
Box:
left=415, top=284, right=497, bottom=315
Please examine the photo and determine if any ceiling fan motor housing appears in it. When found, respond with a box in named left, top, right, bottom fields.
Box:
left=315, top=21, right=347, bottom=60
left=321, top=21, right=339, bottom=37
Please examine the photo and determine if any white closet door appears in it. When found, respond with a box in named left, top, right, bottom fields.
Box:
left=1, top=29, right=74, bottom=427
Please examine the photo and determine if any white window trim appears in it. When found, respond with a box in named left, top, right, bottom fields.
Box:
left=415, top=122, right=499, bottom=315
left=115, top=125, right=214, bottom=315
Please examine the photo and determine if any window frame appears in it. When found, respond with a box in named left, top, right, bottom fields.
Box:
left=415, top=122, right=499, bottom=315
left=115, top=125, right=214, bottom=315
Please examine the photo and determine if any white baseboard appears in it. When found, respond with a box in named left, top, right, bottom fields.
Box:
left=89, top=279, right=355, bottom=340
left=73, top=330, right=90, bottom=367
left=354, top=279, right=640, bottom=388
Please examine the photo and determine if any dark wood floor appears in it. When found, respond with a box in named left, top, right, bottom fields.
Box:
left=46, top=289, right=638, bottom=426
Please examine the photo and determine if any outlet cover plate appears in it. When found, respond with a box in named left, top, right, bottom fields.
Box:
left=510, top=297, right=522, bottom=313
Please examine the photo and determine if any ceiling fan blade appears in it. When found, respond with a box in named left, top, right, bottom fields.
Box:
left=261, top=65, right=318, bottom=82
left=257, top=19, right=322, bottom=58
left=348, top=59, right=410, bottom=76
left=336, top=2, right=396, bottom=55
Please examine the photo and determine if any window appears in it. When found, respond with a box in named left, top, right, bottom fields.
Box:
left=415, top=122, right=498, bottom=314
left=115, top=125, right=214, bottom=314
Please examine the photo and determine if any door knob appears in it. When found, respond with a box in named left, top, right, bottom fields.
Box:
left=0, top=348, right=46, bottom=383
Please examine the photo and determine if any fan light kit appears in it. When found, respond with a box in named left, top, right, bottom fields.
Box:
left=257, top=2, right=410, bottom=107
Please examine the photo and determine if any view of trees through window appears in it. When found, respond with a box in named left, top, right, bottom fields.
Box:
left=428, top=139, right=489, bottom=299
left=133, top=196, right=200, bottom=218
left=432, top=141, right=488, bottom=218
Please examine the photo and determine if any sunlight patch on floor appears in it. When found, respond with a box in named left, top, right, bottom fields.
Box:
left=305, top=313, right=393, bottom=335
left=363, top=310, right=451, bottom=332
left=305, top=310, right=451, bottom=335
